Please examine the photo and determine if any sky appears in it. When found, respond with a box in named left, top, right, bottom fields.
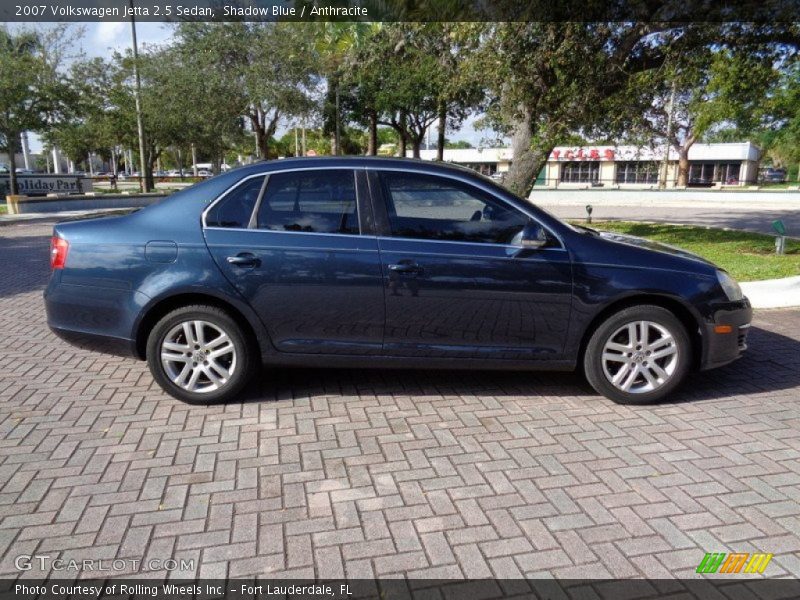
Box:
left=19, top=22, right=498, bottom=155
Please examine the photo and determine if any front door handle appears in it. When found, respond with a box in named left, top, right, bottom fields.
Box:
left=227, top=253, right=259, bottom=268
left=388, top=261, right=422, bottom=275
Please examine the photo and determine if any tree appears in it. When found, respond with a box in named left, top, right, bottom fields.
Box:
left=338, top=26, right=388, bottom=154
left=178, top=23, right=319, bottom=161
left=481, top=22, right=800, bottom=195
left=401, top=24, right=484, bottom=160
left=760, top=61, right=800, bottom=181
left=347, top=25, right=444, bottom=158
left=621, top=37, right=785, bottom=185
left=0, top=27, right=69, bottom=195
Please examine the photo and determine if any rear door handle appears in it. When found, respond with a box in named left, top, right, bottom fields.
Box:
left=388, top=261, right=422, bottom=274
left=226, top=253, right=259, bottom=268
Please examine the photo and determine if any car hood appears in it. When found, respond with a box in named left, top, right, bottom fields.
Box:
left=596, top=230, right=715, bottom=267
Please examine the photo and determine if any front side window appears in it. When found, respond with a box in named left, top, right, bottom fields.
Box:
left=378, top=172, right=528, bottom=245
left=205, top=176, right=265, bottom=228
left=257, top=170, right=358, bottom=234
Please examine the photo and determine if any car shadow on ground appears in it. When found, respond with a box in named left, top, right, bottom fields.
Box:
left=235, top=325, right=800, bottom=407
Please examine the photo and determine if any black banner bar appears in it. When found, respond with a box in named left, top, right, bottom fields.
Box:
left=2, top=0, right=800, bottom=22
left=2, top=579, right=800, bottom=600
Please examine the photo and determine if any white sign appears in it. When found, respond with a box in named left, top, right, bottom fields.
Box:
left=0, top=175, right=93, bottom=197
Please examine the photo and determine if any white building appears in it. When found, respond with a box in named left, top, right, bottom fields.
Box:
left=408, top=142, right=761, bottom=188
left=543, top=142, right=761, bottom=188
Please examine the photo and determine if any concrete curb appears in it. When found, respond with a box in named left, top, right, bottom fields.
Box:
left=741, top=276, right=800, bottom=309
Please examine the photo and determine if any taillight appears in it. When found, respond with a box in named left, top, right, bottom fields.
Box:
left=50, top=236, right=69, bottom=270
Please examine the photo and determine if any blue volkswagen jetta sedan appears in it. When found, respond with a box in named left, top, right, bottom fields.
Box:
left=44, top=157, right=751, bottom=405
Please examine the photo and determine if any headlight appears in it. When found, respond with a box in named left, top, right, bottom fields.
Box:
left=716, top=270, right=743, bottom=301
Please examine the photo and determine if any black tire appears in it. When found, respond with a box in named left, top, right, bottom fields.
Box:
left=584, top=305, right=691, bottom=405
left=146, top=304, right=255, bottom=404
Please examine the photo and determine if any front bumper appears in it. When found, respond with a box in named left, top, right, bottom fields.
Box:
left=700, top=297, right=753, bottom=370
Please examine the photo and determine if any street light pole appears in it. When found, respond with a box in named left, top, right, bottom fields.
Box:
left=129, top=0, right=149, bottom=192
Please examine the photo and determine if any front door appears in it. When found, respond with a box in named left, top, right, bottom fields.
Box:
left=204, top=169, right=385, bottom=355
left=370, top=170, right=572, bottom=360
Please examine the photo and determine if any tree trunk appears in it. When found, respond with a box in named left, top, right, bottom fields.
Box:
left=398, top=112, right=408, bottom=157
left=675, top=135, right=696, bottom=187
left=676, top=150, right=690, bottom=186
left=411, top=137, right=423, bottom=158
left=250, top=107, right=271, bottom=159
left=144, top=145, right=158, bottom=192
left=258, top=126, right=269, bottom=159
left=7, top=132, right=19, bottom=197
left=504, top=113, right=547, bottom=197
left=255, top=109, right=279, bottom=159
left=367, top=112, right=378, bottom=156
left=436, top=103, right=446, bottom=161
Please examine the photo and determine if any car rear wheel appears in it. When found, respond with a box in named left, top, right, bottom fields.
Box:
left=584, top=305, right=691, bottom=405
left=146, top=305, right=254, bottom=404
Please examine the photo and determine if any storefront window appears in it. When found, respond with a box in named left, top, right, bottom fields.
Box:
left=560, top=162, right=599, bottom=183
left=689, top=162, right=741, bottom=184
left=615, top=161, right=659, bottom=184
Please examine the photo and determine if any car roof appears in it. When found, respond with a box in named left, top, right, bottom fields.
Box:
left=228, top=156, right=486, bottom=179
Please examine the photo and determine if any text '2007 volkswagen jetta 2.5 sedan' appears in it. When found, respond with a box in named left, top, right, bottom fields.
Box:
left=45, top=157, right=752, bottom=405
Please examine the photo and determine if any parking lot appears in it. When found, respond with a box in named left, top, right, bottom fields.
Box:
left=2, top=219, right=800, bottom=580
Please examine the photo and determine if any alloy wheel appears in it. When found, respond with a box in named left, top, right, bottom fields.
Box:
left=160, top=320, right=237, bottom=393
left=601, top=320, right=679, bottom=394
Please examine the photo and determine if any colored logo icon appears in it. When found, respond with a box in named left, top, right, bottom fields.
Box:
left=696, top=552, right=773, bottom=574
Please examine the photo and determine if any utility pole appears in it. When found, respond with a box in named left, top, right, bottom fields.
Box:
left=335, top=88, right=341, bottom=156
left=659, top=80, right=677, bottom=189
left=129, top=0, right=149, bottom=192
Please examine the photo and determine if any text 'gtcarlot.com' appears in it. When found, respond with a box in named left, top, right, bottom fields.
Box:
left=14, top=554, right=194, bottom=572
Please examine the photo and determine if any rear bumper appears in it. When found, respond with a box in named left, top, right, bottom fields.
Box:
left=44, top=275, right=146, bottom=359
left=49, top=325, right=138, bottom=358
left=700, top=297, right=753, bottom=370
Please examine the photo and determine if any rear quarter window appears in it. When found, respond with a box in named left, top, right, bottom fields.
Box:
left=205, top=176, right=265, bottom=228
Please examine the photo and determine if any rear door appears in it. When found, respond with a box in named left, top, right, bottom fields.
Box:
left=368, top=169, right=573, bottom=360
left=203, top=168, right=385, bottom=355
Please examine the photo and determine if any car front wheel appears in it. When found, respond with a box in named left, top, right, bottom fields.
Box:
left=584, top=305, right=691, bottom=405
left=146, top=305, right=254, bottom=404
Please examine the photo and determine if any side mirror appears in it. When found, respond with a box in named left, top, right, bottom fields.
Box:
left=520, top=221, right=548, bottom=249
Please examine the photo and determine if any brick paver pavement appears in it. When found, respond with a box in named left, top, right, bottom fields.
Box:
left=1, top=220, right=799, bottom=580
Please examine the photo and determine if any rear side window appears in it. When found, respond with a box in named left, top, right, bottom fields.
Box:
left=256, top=170, right=358, bottom=234
left=205, top=176, right=265, bottom=228
left=378, top=172, right=527, bottom=244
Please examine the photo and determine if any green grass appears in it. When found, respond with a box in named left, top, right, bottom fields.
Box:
left=576, top=221, right=800, bottom=282
left=0, top=204, right=6, bottom=214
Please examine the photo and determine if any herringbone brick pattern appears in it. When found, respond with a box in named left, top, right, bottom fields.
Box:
left=1, top=220, right=799, bottom=579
